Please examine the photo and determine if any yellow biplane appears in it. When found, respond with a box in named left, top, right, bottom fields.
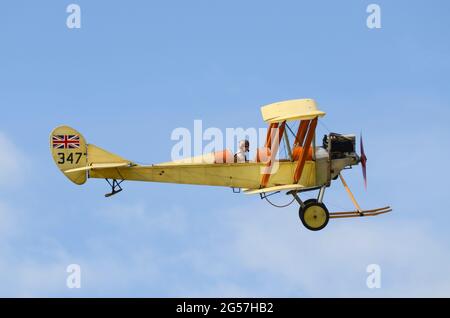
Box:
left=50, top=99, right=391, bottom=231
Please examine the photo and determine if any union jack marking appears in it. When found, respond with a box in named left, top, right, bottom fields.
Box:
left=52, top=135, right=80, bottom=149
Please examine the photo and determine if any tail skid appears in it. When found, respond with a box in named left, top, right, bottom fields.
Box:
left=104, top=179, right=124, bottom=197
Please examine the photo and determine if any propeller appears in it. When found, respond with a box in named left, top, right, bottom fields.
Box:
left=360, top=134, right=367, bottom=189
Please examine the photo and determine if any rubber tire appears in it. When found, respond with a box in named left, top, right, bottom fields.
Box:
left=302, top=198, right=318, bottom=206
left=299, top=201, right=330, bottom=231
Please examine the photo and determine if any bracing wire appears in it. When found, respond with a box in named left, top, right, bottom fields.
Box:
left=285, top=123, right=297, bottom=139
left=264, top=195, right=295, bottom=208
left=319, top=119, right=331, bottom=133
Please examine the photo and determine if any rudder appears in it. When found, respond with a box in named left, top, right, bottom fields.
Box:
left=50, top=126, right=88, bottom=185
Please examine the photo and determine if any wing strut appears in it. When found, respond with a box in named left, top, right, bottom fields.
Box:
left=293, top=117, right=317, bottom=183
left=260, top=121, right=286, bottom=187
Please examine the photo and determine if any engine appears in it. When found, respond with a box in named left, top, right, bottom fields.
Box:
left=323, top=133, right=356, bottom=160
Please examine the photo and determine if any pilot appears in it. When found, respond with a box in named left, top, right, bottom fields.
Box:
left=234, top=139, right=250, bottom=163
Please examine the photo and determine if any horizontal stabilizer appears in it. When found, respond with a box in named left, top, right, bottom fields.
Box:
left=50, top=125, right=136, bottom=185
left=243, top=184, right=305, bottom=195
left=64, top=162, right=134, bottom=174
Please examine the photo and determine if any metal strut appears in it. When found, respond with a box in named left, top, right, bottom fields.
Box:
left=289, top=191, right=304, bottom=208
left=105, top=179, right=124, bottom=197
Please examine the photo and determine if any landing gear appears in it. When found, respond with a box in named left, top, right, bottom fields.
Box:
left=288, top=174, right=392, bottom=231
left=301, top=198, right=317, bottom=207
left=289, top=186, right=329, bottom=231
left=299, top=200, right=329, bottom=231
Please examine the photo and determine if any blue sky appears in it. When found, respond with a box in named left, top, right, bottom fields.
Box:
left=1, top=0, right=450, bottom=297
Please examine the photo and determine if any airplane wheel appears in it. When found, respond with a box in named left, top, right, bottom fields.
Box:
left=303, top=198, right=317, bottom=206
left=299, top=202, right=329, bottom=231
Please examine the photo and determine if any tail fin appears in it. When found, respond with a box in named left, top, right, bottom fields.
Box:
left=50, top=126, right=132, bottom=185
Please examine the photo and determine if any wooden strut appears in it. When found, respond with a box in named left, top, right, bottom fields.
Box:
left=260, top=121, right=286, bottom=188
left=293, top=117, right=317, bottom=183
left=338, top=173, right=362, bottom=213
left=329, top=208, right=391, bottom=219
left=294, top=120, right=310, bottom=147
left=327, top=173, right=392, bottom=218
left=265, top=123, right=278, bottom=149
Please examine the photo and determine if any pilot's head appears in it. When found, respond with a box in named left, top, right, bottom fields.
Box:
left=239, top=139, right=250, bottom=152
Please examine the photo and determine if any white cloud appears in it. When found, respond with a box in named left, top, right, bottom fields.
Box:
left=0, top=201, right=18, bottom=240
left=81, top=200, right=450, bottom=297
left=222, top=203, right=450, bottom=297
left=0, top=193, right=449, bottom=297
left=0, top=132, right=27, bottom=187
left=95, top=202, right=189, bottom=236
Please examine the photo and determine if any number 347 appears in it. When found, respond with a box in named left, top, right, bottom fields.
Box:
left=57, top=152, right=83, bottom=164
